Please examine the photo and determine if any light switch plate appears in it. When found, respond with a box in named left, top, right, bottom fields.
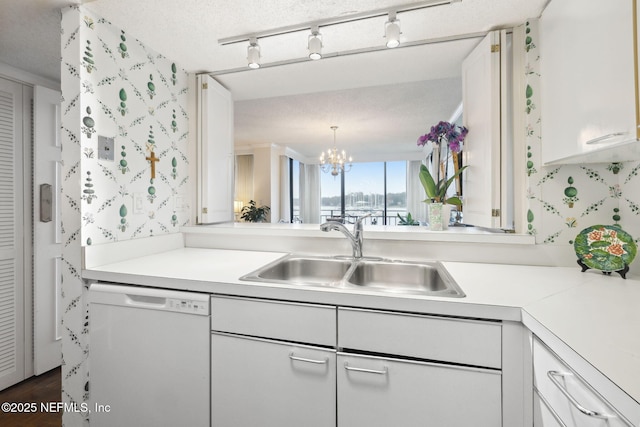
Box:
left=98, top=135, right=115, bottom=161
left=133, top=193, right=144, bottom=215
left=174, top=195, right=186, bottom=212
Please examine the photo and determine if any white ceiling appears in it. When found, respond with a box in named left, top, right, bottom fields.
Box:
left=0, top=0, right=549, bottom=161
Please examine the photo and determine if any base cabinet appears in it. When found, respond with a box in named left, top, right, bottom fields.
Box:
left=211, top=333, right=336, bottom=427
left=337, top=353, right=502, bottom=427
left=532, top=337, right=636, bottom=427
left=210, top=296, right=506, bottom=427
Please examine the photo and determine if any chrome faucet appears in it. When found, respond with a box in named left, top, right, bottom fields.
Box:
left=320, top=214, right=371, bottom=259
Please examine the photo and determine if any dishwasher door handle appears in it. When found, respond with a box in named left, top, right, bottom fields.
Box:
left=125, top=293, right=168, bottom=308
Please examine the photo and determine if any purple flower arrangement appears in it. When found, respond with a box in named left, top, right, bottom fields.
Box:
left=416, top=121, right=469, bottom=209
left=417, top=121, right=468, bottom=153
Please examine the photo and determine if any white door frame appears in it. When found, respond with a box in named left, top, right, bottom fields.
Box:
left=33, top=85, right=62, bottom=375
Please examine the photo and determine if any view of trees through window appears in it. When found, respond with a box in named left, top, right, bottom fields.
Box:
left=291, top=160, right=408, bottom=225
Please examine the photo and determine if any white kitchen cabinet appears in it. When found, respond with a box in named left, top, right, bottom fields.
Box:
left=211, top=333, right=336, bottom=427
left=210, top=297, right=510, bottom=427
left=532, top=337, right=636, bottom=427
left=540, top=0, right=639, bottom=165
left=337, top=307, right=502, bottom=368
left=337, top=352, right=502, bottom=427
left=210, top=296, right=337, bottom=427
left=337, top=307, right=503, bottom=427
left=210, top=295, right=336, bottom=346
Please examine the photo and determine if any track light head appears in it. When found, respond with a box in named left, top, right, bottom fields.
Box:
left=384, top=12, right=401, bottom=48
left=308, top=27, right=323, bottom=60
left=247, top=37, right=261, bottom=69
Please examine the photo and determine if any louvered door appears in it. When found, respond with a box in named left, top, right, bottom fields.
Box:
left=0, top=78, right=26, bottom=390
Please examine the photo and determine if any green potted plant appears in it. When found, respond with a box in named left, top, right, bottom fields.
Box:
left=240, top=200, right=271, bottom=223
left=397, top=212, right=419, bottom=226
left=419, top=164, right=467, bottom=207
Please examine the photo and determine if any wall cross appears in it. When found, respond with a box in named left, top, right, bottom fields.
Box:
left=146, top=151, right=159, bottom=179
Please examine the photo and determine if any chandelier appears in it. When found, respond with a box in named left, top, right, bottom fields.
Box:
left=320, top=126, right=352, bottom=176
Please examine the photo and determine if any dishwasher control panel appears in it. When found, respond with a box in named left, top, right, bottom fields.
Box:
left=167, top=298, right=209, bottom=314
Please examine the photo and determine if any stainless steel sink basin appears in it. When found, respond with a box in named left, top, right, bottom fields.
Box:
left=344, top=260, right=465, bottom=297
left=241, top=256, right=352, bottom=286
left=240, top=255, right=465, bottom=298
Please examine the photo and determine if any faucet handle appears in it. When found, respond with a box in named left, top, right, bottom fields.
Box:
left=354, top=213, right=372, bottom=229
left=357, top=213, right=372, bottom=222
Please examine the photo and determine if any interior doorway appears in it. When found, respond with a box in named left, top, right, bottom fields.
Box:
left=0, top=75, right=62, bottom=391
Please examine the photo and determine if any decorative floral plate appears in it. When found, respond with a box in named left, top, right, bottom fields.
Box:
left=574, top=225, right=637, bottom=272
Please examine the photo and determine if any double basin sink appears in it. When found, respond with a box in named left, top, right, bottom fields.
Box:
left=241, top=254, right=465, bottom=298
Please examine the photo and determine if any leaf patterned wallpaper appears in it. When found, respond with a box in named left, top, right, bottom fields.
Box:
left=523, top=19, right=640, bottom=247
left=60, top=6, right=189, bottom=426
left=76, top=18, right=190, bottom=245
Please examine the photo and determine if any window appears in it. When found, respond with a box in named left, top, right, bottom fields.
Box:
left=385, top=161, right=408, bottom=224
left=320, top=167, right=342, bottom=221
left=318, top=161, right=407, bottom=225
left=344, top=162, right=384, bottom=224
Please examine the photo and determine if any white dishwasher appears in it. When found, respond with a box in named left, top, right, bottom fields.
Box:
left=89, top=283, right=210, bottom=427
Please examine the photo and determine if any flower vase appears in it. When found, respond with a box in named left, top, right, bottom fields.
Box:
left=428, top=202, right=444, bottom=231
left=442, top=204, right=452, bottom=230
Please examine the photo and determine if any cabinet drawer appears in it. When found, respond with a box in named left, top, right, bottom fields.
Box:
left=211, top=296, right=336, bottom=346
left=533, top=338, right=633, bottom=427
left=337, top=352, right=502, bottom=427
left=338, top=308, right=501, bottom=368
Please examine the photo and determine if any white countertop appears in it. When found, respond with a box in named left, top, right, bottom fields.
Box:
left=82, top=245, right=640, bottom=406
left=83, top=247, right=576, bottom=320
left=523, top=277, right=640, bottom=409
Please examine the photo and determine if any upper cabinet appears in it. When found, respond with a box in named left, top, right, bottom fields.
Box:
left=540, top=0, right=640, bottom=165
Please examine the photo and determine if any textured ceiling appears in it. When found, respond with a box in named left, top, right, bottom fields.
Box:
left=234, top=77, right=463, bottom=162
left=0, top=0, right=549, bottom=160
left=0, top=0, right=69, bottom=83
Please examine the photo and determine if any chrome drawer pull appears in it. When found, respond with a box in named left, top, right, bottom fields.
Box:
left=585, top=132, right=627, bottom=145
left=288, top=353, right=328, bottom=365
left=547, top=371, right=612, bottom=419
left=344, top=362, right=388, bottom=375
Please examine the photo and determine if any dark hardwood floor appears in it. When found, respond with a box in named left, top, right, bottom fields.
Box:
left=0, top=367, right=62, bottom=427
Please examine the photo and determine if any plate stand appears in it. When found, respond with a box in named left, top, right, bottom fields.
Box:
left=577, top=259, right=629, bottom=279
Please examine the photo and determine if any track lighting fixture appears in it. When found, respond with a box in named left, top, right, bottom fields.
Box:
left=308, top=26, right=323, bottom=60
left=217, top=0, right=462, bottom=68
left=247, top=37, right=261, bottom=69
left=385, top=12, right=401, bottom=48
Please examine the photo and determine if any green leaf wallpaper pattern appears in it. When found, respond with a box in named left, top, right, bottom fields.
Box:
left=61, top=8, right=87, bottom=426
left=74, top=9, right=190, bottom=246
